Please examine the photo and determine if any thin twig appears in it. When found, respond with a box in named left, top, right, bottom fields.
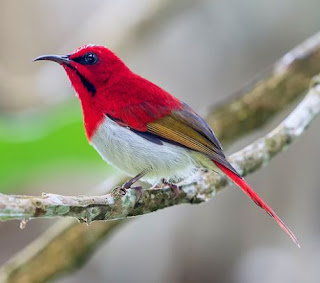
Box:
left=208, top=31, right=320, bottom=145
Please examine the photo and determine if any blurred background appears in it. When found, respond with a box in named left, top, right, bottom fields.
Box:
left=1, top=0, right=320, bottom=282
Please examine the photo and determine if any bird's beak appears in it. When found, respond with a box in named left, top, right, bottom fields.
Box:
left=33, top=54, right=71, bottom=65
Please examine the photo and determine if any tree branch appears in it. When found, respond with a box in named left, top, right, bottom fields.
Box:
left=2, top=32, right=320, bottom=283
left=1, top=79, right=319, bottom=223
left=208, top=31, right=320, bottom=145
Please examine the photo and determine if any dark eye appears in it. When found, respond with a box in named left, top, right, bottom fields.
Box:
left=71, top=52, right=99, bottom=65
left=84, top=53, right=98, bottom=65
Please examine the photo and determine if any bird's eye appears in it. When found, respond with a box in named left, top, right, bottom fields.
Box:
left=71, top=52, right=99, bottom=65
left=84, top=53, right=98, bottom=65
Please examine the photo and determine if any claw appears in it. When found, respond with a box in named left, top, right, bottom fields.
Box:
left=111, top=186, right=127, bottom=196
left=111, top=185, right=143, bottom=201
left=130, top=186, right=143, bottom=201
left=161, top=179, right=181, bottom=199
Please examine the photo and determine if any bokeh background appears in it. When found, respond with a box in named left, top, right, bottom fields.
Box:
left=1, top=0, right=320, bottom=282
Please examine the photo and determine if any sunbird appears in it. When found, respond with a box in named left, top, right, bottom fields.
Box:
left=34, top=45, right=299, bottom=246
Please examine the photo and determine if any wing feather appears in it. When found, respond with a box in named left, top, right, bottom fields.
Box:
left=107, top=104, right=239, bottom=176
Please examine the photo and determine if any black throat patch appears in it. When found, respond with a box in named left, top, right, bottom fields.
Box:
left=66, top=65, right=96, bottom=96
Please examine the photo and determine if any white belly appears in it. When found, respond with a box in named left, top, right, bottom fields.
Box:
left=91, top=117, right=208, bottom=184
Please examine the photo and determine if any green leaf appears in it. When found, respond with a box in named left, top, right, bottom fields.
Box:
left=0, top=101, right=109, bottom=193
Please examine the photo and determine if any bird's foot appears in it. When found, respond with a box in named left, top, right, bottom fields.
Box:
left=111, top=186, right=127, bottom=196
left=111, top=185, right=143, bottom=201
left=129, top=185, right=143, bottom=200
left=161, top=179, right=181, bottom=198
left=111, top=171, right=146, bottom=198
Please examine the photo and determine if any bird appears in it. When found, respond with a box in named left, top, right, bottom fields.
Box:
left=34, top=44, right=299, bottom=246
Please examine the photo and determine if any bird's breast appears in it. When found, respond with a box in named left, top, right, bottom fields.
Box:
left=90, top=117, right=202, bottom=184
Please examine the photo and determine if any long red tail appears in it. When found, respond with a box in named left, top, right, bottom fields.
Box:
left=214, top=161, right=300, bottom=247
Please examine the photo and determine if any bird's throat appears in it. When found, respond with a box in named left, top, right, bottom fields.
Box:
left=71, top=83, right=104, bottom=142
left=80, top=100, right=105, bottom=142
left=64, top=66, right=104, bottom=141
left=66, top=65, right=96, bottom=96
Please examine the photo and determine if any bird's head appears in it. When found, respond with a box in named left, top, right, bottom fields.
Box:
left=33, top=44, right=129, bottom=99
left=34, top=45, right=131, bottom=139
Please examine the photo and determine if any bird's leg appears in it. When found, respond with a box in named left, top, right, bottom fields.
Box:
left=113, top=170, right=147, bottom=197
left=122, top=171, right=146, bottom=190
left=161, top=178, right=181, bottom=198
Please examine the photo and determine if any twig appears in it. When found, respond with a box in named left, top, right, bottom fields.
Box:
left=208, top=31, right=320, bottom=145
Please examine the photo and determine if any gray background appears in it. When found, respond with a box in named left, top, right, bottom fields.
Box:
left=0, top=1, right=320, bottom=282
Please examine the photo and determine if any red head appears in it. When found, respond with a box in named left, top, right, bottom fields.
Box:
left=34, top=44, right=130, bottom=98
left=34, top=45, right=132, bottom=139
left=34, top=45, right=181, bottom=140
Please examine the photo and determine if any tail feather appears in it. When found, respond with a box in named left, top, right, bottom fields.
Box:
left=214, top=161, right=300, bottom=247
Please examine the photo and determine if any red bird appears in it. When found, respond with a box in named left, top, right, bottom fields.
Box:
left=34, top=45, right=299, bottom=246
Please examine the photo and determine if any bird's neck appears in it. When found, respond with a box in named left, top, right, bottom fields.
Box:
left=80, top=98, right=105, bottom=142
left=66, top=80, right=102, bottom=141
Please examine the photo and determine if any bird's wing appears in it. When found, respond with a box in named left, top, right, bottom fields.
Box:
left=108, top=103, right=239, bottom=176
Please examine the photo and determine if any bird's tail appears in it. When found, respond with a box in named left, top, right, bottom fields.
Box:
left=214, top=161, right=300, bottom=247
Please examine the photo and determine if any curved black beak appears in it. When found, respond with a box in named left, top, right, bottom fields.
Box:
left=33, top=54, right=71, bottom=65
